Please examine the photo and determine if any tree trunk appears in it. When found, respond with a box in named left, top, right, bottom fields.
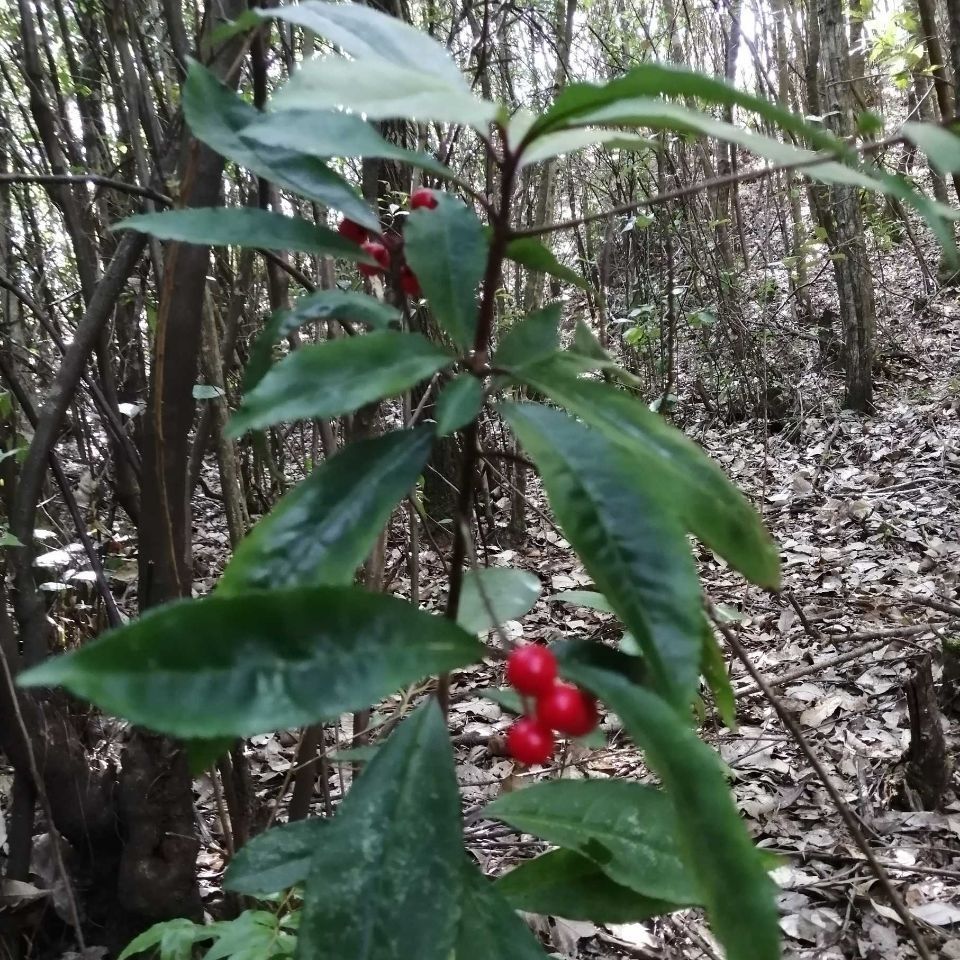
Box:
left=916, top=0, right=960, bottom=201
left=817, top=0, right=877, bottom=412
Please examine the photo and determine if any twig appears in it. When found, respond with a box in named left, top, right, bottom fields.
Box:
left=708, top=599, right=935, bottom=960
left=783, top=590, right=821, bottom=640
left=732, top=623, right=944, bottom=696
left=0, top=171, right=173, bottom=205
left=513, top=131, right=911, bottom=238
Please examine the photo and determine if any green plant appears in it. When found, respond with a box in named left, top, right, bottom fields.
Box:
left=18, top=4, right=960, bottom=959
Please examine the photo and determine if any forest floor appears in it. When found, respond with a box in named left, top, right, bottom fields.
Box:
left=187, top=278, right=960, bottom=958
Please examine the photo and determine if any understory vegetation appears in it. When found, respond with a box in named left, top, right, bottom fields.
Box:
left=1, top=1, right=960, bottom=959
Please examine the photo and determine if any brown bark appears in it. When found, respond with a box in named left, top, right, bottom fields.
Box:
left=905, top=656, right=950, bottom=810
left=817, top=0, right=877, bottom=412
left=916, top=0, right=960, bottom=201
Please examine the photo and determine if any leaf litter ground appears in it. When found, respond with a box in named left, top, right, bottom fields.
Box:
left=181, top=264, right=960, bottom=958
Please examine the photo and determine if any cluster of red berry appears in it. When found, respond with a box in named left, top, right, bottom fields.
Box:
left=337, top=187, right=439, bottom=298
left=504, top=646, right=599, bottom=766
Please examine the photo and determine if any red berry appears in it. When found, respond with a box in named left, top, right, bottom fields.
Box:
left=400, top=265, right=422, bottom=298
left=506, top=645, right=557, bottom=697
left=359, top=239, right=389, bottom=277
left=536, top=684, right=598, bottom=737
left=337, top=218, right=367, bottom=244
left=410, top=187, right=438, bottom=210
left=506, top=717, right=555, bottom=766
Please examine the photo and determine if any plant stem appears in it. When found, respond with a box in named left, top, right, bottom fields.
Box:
left=439, top=134, right=519, bottom=717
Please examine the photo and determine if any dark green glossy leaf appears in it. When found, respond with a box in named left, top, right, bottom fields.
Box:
left=457, top=567, right=542, bottom=635
left=551, top=589, right=614, bottom=614
left=185, top=737, right=233, bottom=776
left=111, top=207, right=373, bottom=263
left=19, top=587, right=482, bottom=738
left=571, top=319, right=612, bottom=367
left=229, top=331, right=452, bottom=437
left=245, top=290, right=401, bottom=393
left=183, top=60, right=378, bottom=230
left=226, top=819, right=326, bottom=896
left=404, top=193, right=488, bottom=349
left=502, top=402, right=702, bottom=707
left=534, top=62, right=847, bottom=153
left=486, top=780, right=700, bottom=904
left=553, top=635, right=647, bottom=686
left=530, top=63, right=958, bottom=262
left=457, top=862, right=549, bottom=960
left=564, top=664, right=780, bottom=960
left=518, top=128, right=658, bottom=167
left=204, top=911, right=293, bottom=960
left=475, top=686, right=523, bottom=714
left=298, top=702, right=463, bottom=960
left=496, top=848, right=683, bottom=923
left=903, top=122, right=960, bottom=174
left=505, top=238, right=588, bottom=290
left=114, top=208, right=371, bottom=259
left=273, top=56, right=496, bottom=130
left=241, top=110, right=451, bottom=179
left=263, top=1, right=466, bottom=87
left=435, top=375, right=484, bottom=435
left=518, top=360, right=781, bottom=589
left=701, top=618, right=736, bottom=729
left=118, top=919, right=208, bottom=960
left=495, top=303, right=561, bottom=371
left=327, top=745, right=380, bottom=766
left=220, top=428, right=433, bottom=593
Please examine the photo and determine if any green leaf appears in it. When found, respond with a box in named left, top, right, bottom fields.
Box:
left=273, top=56, right=496, bottom=130
left=114, top=208, right=371, bottom=259
left=495, top=303, right=561, bottom=371
left=298, top=702, right=463, bottom=960
left=229, top=331, right=452, bottom=437
left=226, top=819, right=326, bottom=896
left=435, top=375, right=484, bottom=435
left=184, top=737, right=233, bottom=775
left=192, top=384, right=224, bottom=400
left=518, top=128, right=657, bottom=167
left=457, top=567, right=542, bottom=635
left=405, top=193, right=488, bottom=349
left=903, top=121, right=960, bottom=174
left=220, top=428, right=432, bottom=592
left=573, top=98, right=824, bottom=168
left=563, top=664, right=780, bottom=960
left=327, top=745, right=380, bottom=765
left=457, top=862, right=549, bottom=960
left=19, top=587, right=482, bottom=738
left=245, top=290, right=401, bottom=392
left=518, top=360, right=781, bottom=589
left=183, top=60, right=378, bottom=231
left=502, top=403, right=702, bottom=708
left=263, top=1, right=466, bottom=87
left=505, top=238, right=588, bottom=291
left=474, top=686, right=523, bottom=714
left=0, top=530, right=23, bottom=548
left=118, top=919, right=209, bottom=960
left=552, top=590, right=614, bottom=614
left=528, top=63, right=958, bottom=262
left=203, top=911, right=287, bottom=960
left=496, top=848, right=683, bottom=923
left=241, top=109, right=452, bottom=179
left=535, top=62, right=846, bottom=155
left=207, top=9, right=261, bottom=45
left=571, top=319, right=612, bottom=366
left=701, top=618, right=736, bottom=729
left=486, top=780, right=700, bottom=904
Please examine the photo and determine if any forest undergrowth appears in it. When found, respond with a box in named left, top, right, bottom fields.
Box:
left=151, top=230, right=960, bottom=959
